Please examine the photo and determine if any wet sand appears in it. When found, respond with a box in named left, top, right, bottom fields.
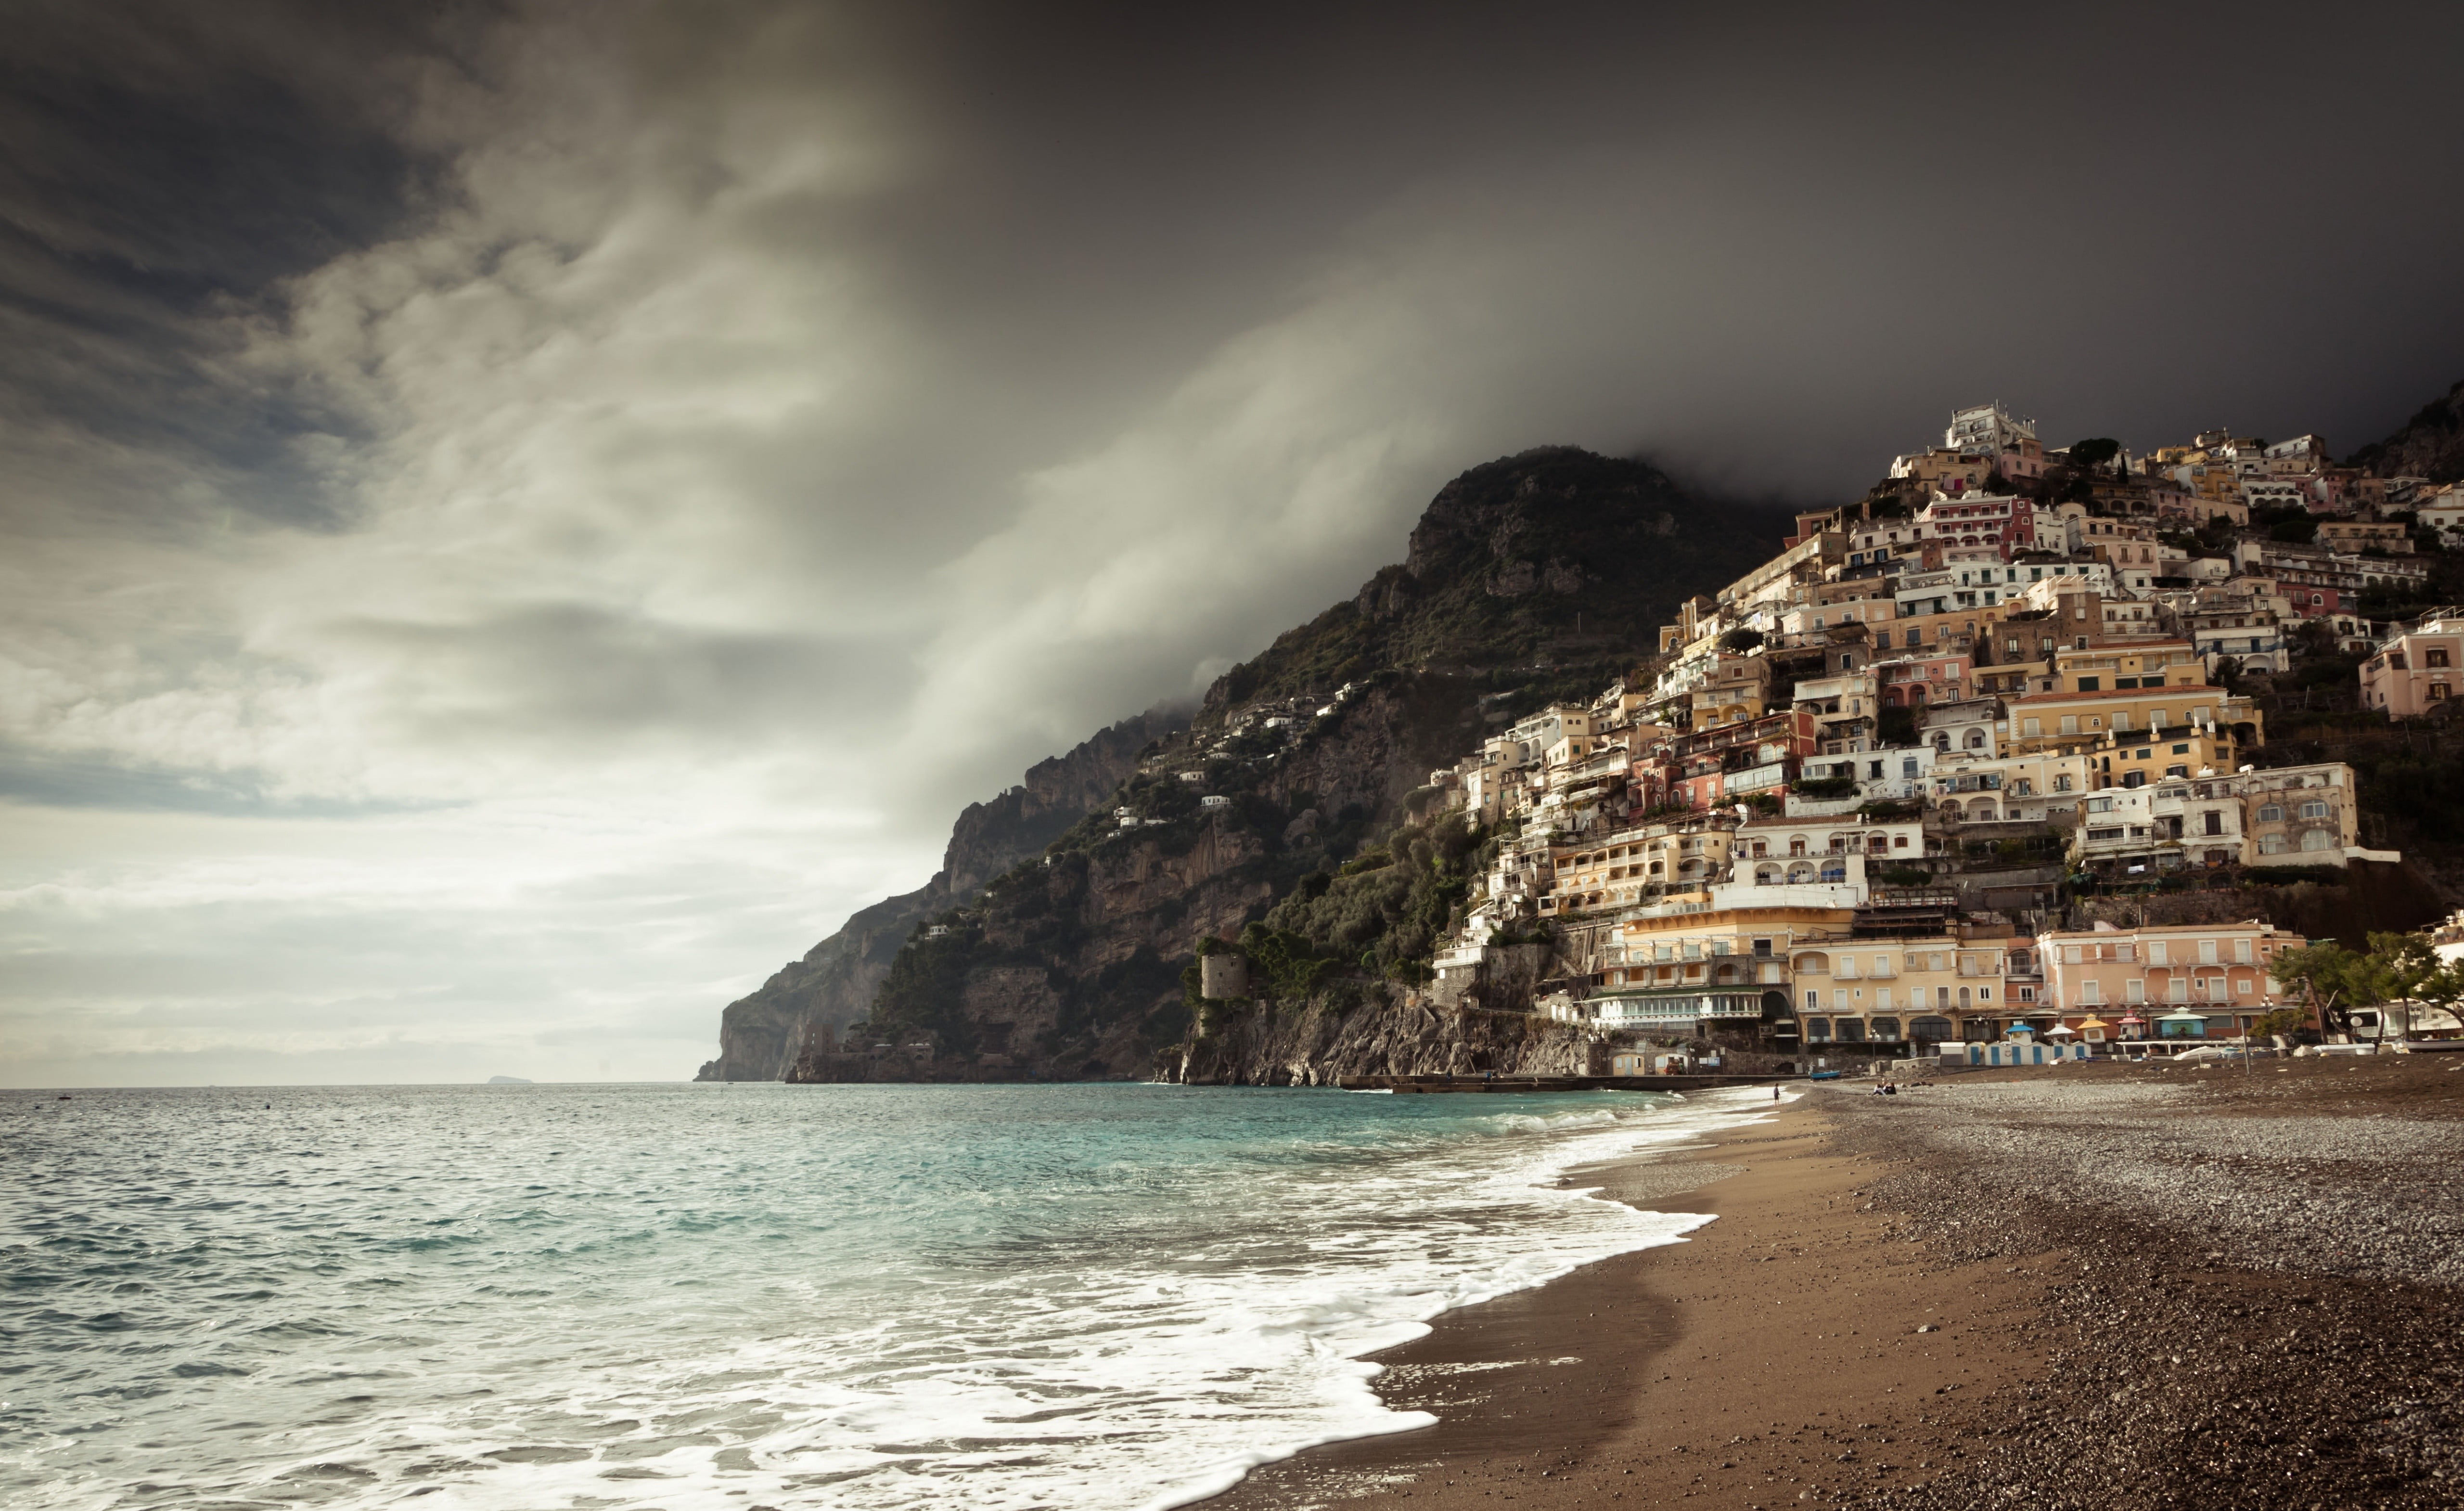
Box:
left=1208, top=1055, right=2464, bottom=1510
left=1206, top=1098, right=2050, bottom=1510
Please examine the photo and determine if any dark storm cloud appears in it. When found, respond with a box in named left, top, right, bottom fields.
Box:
left=0, top=2, right=471, bottom=527
left=8, top=0, right=2464, bottom=1081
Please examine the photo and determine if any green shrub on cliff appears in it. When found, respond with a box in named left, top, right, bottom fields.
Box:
left=1237, top=922, right=1340, bottom=1001
left=1260, top=813, right=1480, bottom=983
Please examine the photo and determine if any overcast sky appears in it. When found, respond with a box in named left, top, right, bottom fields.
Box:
left=5, top=1, right=2462, bottom=1086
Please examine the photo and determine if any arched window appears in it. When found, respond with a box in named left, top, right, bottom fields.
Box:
left=1819, top=860, right=1847, bottom=883
left=1932, top=732, right=1951, bottom=752
left=2299, top=830, right=2333, bottom=852
left=1755, top=863, right=1780, bottom=885
left=1966, top=729, right=1987, bottom=749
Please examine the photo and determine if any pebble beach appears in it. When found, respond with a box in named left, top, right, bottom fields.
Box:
left=1206, top=1056, right=2464, bottom=1511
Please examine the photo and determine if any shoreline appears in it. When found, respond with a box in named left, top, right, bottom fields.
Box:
left=1206, top=1058, right=2464, bottom=1510
left=1205, top=1091, right=2051, bottom=1510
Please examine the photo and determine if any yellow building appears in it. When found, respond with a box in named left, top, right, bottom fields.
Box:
left=1872, top=604, right=2006, bottom=657
left=2007, top=687, right=2259, bottom=762
left=1687, top=656, right=1771, bottom=727
left=1540, top=824, right=1736, bottom=916
left=1795, top=932, right=2019, bottom=1045
left=2050, top=641, right=2212, bottom=692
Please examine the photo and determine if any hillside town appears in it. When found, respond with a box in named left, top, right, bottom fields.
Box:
left=1388, top=404, right=2459, bottom=1059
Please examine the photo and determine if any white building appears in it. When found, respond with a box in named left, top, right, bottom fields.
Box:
left=1946, top=403, right=2037, bottom=457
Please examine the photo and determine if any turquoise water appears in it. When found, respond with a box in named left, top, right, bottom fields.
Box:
left=2, top=1082, right=1767, bottom=1509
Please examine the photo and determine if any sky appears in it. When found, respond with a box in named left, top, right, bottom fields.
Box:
left=6, top=1, right=2463, bottom=1086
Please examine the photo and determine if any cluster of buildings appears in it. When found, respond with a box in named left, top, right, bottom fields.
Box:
left=1418, top=404, right=2420, bottom=1055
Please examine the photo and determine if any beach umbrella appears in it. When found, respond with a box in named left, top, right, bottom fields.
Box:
left=2076, top=1017, right=2110, bottom=1033
left=2044, top=1023, right=2078, bottom=1037
left=2006, top=1021, right=2036, bottom=1034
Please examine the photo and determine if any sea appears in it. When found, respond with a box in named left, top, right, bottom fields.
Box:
left=1, top=1081, right=1779, bottom=1511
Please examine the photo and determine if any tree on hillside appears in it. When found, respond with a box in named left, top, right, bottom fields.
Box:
left=2270, top=939, right=2363, bottom=1037
left=2069, top=438, right=2123, bottom=470
left=2272, top=931, right=2445, bottom=1041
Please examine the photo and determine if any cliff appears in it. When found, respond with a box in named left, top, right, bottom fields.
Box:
left=2348, top=376, right=2464, bottom=484
left=693, top=708, right=1181, bottom=1081
left=767, top=448, right=1788, bottom=1083
left=1162, top=993, right=1609, bottom=1086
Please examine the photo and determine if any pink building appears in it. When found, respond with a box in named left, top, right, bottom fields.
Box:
left=1913, top=493, right=2048, bottom=561
left=1877, top=651, right=1973, bottom=708
left=2035, top=920, right=2295, bottom=1040
left=2361, top=610, right=2464, bottom=717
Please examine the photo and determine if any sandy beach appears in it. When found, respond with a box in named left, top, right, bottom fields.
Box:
left=1208, top=1056, right=2464, bottom=1511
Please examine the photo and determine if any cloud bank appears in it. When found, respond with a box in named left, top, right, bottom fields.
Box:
left=6, top=1, right=2463, bottom=1083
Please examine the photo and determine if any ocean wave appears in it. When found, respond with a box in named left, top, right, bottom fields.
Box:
left=3, top=1083, right=1780, bottom=1511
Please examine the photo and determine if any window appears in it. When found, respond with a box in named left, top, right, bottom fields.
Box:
left=2198, top=940, right=2219, bottom=965
left=2300, top=830, right=2334, bottom=852
left=2259, top=834, right=2288, bottom=854
left=2234, top=939, right=2253, bottom=964
left=2431, top=648, right=2451, bottom=668
left=2076, top=676, right=2100, bottom=691
left=2258, top=804, right=2283, bottom=823
left=2299, top=801, right=2329, bottom=819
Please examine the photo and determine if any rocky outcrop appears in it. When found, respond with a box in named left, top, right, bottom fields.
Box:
left=2348, top=377, right=2464, bottom=483
left=1161, top=992, right=1611, bottom=1086
left=694, top=707, right=1180, bottom=1081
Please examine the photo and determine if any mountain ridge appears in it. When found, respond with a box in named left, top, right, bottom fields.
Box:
left=741, top=448, right=1792, bottom=1082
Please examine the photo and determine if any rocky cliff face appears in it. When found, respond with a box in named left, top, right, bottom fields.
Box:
left=712, top=446, right=1787, bottom=1083
left=788, top=674, right=1484, bottom=1082
left=1161, top=993, right=1610, bottom=1086
left=2349, top=377, right=2464, bottom=484
left=693, top=708, right=1180, bottom=1081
